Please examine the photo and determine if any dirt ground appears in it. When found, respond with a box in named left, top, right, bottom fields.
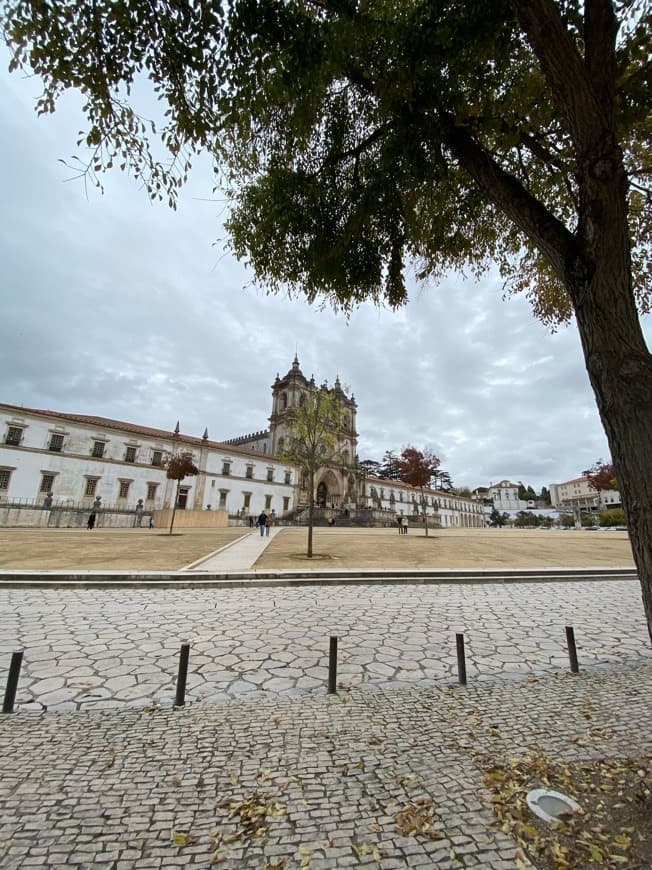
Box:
left=254, top=526, right=635, bottom=570
left=0, top=525, right=635, bottom=571
left=0, top=527, right=247, bottom=571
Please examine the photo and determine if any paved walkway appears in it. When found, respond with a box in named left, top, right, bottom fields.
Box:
left=1, top=579, right=649, bottom=712
left=183, top=527, right=282, bottom=571
left=1, top=662, right=650, bottom=868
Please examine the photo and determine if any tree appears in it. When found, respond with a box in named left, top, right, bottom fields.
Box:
left=378, top=451, right=402, bottom=481
left=163, top=451, right=199, bottom=536
left=456, top=486, right=473, bottom=499
left=489, top=507, right=509, bottom=528
left=4, top=0, right=652, bottom=640
left=433, top=471, right=454, bottom=492
left=584, top=459, right=619, bottom=491
left=396, top=446, right=440, bottom=537
left=277, top=388, right=347, bottom=558
left=599, top=508, right=627, bottom=527
left=358, top=459, right=382, bottom=479
left=540, top=486, right=552, bottom=505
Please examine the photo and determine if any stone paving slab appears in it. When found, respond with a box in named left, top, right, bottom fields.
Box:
left=1, top=580, right=649, bottom=713
left=1, top=663, right=650, bottom=869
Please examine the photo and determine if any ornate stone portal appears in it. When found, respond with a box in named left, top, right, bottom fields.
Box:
left=270, top=356, right=361, bottom=510
left=225, top=355, right=363, bottom=510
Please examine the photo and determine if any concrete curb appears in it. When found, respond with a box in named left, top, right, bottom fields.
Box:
left=0, top=566, right=638, bottom=589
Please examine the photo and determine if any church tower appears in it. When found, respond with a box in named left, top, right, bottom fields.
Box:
left=269, top=355, right=360, bottom=508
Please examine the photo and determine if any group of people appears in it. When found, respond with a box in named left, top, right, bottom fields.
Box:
left=396, top=514, right=409, bottom=534
left=256, top=510, right=274, bottom=536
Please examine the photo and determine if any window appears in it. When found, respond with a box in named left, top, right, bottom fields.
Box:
left=222, top=461, right=231, bottom=475
left=146, top=483, right=158, bottom=501
left=40, top=473, right=55, bottom=493
left=48, top=433, right=64, bottom=452
left=178, top=487, right=190, bottom=509
left=284, top=470, right=291, bottom=485
left=281, top=393, right=288, bottom=410
left=5, top=426, right=23, bottom=446
left=219, top=490, right=228, bottom=508
left=152, top=450, right=163, bottom=467
left=85, top=477, right=100, bottom=497
left=243, top=492, right=251, bottom=509
left=92, top=441, right=105, bottom=458
left=265, top=494, right=272, bottom=509
left=0, top=468, right=13, bottom=490
left=124, top=446, right=137, bottom=463
left=266, top=468, right=274, bottom=482
left=277, top=437, right=285, bottom=452
left=283, top=496, right=290, bottom=511
left=246, top=466, right=253, bottom=479
left=118, top=480, right=131, bottom=499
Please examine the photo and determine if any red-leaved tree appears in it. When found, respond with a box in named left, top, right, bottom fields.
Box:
left=396, top=446, right=441, bottom=537
left=164, top=452, right=199, bottom=535
left=583, top=459, right=618, bottom=492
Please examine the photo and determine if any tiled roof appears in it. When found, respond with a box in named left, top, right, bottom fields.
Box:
left=0, top=402, right=273, bottom=460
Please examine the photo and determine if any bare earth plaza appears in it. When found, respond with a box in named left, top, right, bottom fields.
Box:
left=1, top=527, right=650, bottom=868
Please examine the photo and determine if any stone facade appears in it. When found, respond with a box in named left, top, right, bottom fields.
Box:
left=0, top=356, right=484, bottom=527
left=0, top=405, right=295, bottom=520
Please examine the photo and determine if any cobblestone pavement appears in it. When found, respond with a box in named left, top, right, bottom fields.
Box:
left=1, top=579, right=649, bottom=712
left=1, top=662, right=650, bottom=868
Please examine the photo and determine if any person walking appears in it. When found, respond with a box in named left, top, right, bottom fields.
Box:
left=265, top=512, right=273, bottom=536
left=257, top=510, right=267, bottom=536
left=87, top=512, right=96, bottom=530
left=401, top=515, right=408, bottom=535
left=396, top=514, right=402, bottom=534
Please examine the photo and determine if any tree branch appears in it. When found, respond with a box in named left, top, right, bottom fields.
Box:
left=511, top=0, right=611, bottom=148
left=443, top=118, right=578, bottom=279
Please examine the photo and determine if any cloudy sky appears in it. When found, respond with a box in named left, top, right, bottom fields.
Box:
left=2, top=50, right=649, bottom=493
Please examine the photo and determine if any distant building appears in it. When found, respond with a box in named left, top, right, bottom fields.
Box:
left=549, top=476, right=622, bottom=513
left=487, top=480, right=528, bottom=512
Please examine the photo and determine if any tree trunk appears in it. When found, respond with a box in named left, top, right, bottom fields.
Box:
left=307, top=469, right=315, bottom=558
left=422, top=487, right=429, bottom=537
left=169, top=479, right=180, bottom=535
left=571, top=259, right=652, bottom=645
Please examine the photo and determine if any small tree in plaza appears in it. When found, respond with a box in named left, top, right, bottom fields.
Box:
left=277, top=389, right=347, bottom=558
left=396, top=446, right=441, bottom=538
left=163, top=451, right=199, bottom=536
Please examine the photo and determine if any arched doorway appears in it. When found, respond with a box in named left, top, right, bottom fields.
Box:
left=315, top=470, right=341, bottom=508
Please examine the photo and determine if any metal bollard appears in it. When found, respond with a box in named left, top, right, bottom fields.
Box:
left=565, top=626, right=579, bottom=673
left=174, top=643, right=190, bottom=707
left=456, top=633, right=467, bottom=685
left=3, top=650, right=24, bottom=714
left=327, top=636, right=338, bottom=694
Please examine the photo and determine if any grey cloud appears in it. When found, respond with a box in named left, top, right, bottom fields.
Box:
left=2, top=56, right=650, bottom=494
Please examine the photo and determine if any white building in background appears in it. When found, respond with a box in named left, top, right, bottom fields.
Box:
left=487, top=480, right=528, bottom=512
left=365, top=478, right=484, bottom=527
left=549, top=476, right=622, bottom=513
left=0, top=356, right=483, bottom=527
left=0, top=405, right=295, bottom=518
